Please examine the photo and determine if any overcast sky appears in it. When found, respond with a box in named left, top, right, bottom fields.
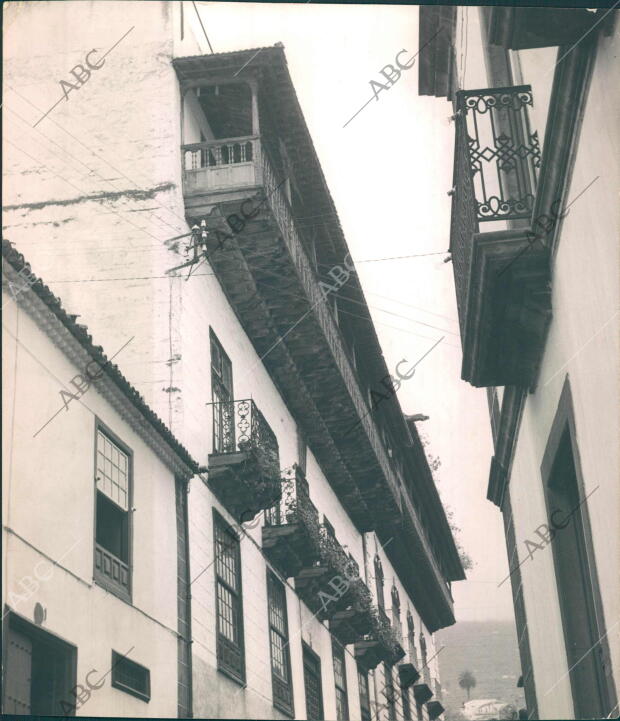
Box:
left=195, top=1, right=515, bottom=623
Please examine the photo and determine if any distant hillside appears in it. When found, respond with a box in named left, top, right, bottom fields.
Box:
left=436, top=620, right=525, bottom=718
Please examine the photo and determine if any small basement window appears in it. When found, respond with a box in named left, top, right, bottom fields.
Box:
left=111, top=651, right=150, bottom=702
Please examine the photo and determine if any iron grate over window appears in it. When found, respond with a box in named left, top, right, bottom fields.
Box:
left=111, top=651, right=150, bottom=702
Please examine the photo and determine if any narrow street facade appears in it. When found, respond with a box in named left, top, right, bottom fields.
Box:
left=418, top=6, right=619, bottom=719
left=3, top=2, right=466, bottom=719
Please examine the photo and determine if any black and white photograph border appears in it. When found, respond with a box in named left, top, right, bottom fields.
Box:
left=2, top=2, right=619, bottom=720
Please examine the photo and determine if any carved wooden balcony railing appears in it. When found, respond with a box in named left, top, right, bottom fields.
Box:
left=354, top=606, right=406, bottom=670
left=450, top=85, right=552, bottom=389
left=262, top=466, right=373, bottom=640
left=183, top=136, right=260, bottom=194
left=208, top=398, right=281, bottom=521
left=95, top=543, right=130, bottom=601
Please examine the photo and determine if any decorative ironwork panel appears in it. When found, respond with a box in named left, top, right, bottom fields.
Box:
left=456, top=85, right=540, bottom=222
left=210, top=398, right=280, bottom=473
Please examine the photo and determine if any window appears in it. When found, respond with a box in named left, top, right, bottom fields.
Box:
left=384, top=664, right=396, bottom=721
left=374, top=555, right=385, bottom=609
left=210, top=330, right=234, bottom=453
left=267, top=572, right=294, bottom=716
left=391, top=585, right=401, bottom=643
left=111, top=651, right=150, bottom=702
left=214, top=511, right=245, bottom=683
left=406, top=611, right=418, bottom=667
left=297, top=426, right=307, bottom=474
left=420, top=633, right=429, bottom=683
left=332, top=639, right=349, bottom=721
left=357, top=664, right=371, bottom=721
left=94, top=424, right=131, bottom=601
left=303, top=643, right=324, bottom=721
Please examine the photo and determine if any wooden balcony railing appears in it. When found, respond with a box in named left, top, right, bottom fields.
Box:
left=95, top=543, right=130, bottom=600
left=183, top=136, right=261, bottom=193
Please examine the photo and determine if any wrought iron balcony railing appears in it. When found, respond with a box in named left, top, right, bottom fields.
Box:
left=264, top=464, right=320, bottom=533
left=449, top=85, right=552, bottom=389
left=456, top=85, right=540, bottom=223
left=208, top=398, right=280, bottom=520
left=211, top=397, right=279, bottom=471
left=355, top=605, right=405, bottom=670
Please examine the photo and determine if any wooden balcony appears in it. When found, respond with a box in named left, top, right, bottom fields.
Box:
left=182, top=135, right=389, bottom=530
left=207, top=398, right=281, bottom=521
left=354, top=607, right=406, bottom=670
left=398, top=663, right=421, bottom=689
left=450, top=86, right=552, bottom=389
left=413, top=683, right=433, bottom=705
left=427, top=700, right=445, bottom=719
left=174, top=46, right=458, bottom=633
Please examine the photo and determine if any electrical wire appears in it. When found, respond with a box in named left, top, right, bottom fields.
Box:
left=191, top=0, right=214, bottom=53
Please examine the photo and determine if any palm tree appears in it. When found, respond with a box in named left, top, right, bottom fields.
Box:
left=458, top=670, right=477, bottom=700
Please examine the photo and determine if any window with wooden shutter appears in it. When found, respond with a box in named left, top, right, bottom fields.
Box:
left=303, top=643, right=324, bottom=721
left=267, top=571, right=294, bottom=716
left=332, top=639, right=349, bottom=721
left=357, top=664, right=371, bottom=721
left=210, top=330, right=234, bottom=453
left=94, top=423, right=132, bottom=602
left=214, top=511, right=245, bottom=683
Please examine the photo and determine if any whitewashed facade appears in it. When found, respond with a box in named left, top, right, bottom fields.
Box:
left=418, top=7, right=619, bottom=719
left=3, top=2, right=463, bottom=720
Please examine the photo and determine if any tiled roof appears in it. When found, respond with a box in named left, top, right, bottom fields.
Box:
left=2, top=239, right=201, bottom=474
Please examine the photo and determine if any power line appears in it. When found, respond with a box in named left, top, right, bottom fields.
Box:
left=192, top=0, right=214, bottom=53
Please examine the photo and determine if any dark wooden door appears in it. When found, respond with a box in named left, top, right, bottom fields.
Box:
left=3, top=626, right=32, bottom=714
left=546, top=429, right=615, bottom=718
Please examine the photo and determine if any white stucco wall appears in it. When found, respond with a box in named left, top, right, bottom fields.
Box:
left=2, top=293, right=180, bottom=716
left=3, top=3, right=453, bottom=719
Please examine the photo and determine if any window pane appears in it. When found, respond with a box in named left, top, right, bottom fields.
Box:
left=96, top=430, right=129, bottom=510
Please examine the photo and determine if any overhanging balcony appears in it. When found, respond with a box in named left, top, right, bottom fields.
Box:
left=174, top=48, right=457, bottom=634
left=450, top=85, right=552, bottom=389
left=427, top=700, right=445, bottom=719
left=263, top=467, right=373, bottom=639
left=354, top=607, right=405, bottom=670
left=184, top=132, right=455, bottom=629
left=207, top=398, right=281, bottom=521
left=399, top=663, right=421, bottom=689
left=413, top=683, right=433, bottom=705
